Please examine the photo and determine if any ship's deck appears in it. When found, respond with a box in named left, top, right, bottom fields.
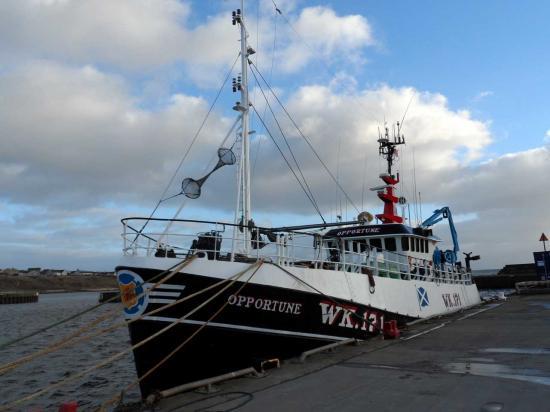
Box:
left=157, top=294, right=550, bottom=411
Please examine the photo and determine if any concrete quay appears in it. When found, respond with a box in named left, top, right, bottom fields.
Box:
left=157, top=295, right=550, bottom=412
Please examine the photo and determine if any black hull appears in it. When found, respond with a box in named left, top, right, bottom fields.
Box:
left=116, top=265, right=411, bottom=398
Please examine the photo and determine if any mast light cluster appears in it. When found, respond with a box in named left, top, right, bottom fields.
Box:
left=371, top=122, right=406, bottom=225
left=231, top=9, right=242, bottom=25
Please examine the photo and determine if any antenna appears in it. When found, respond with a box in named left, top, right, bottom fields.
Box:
left=371, top=120, right=406, bottom=224
left=418, top=191, right=423, bottom=223
left=377, top=119, right=405, bottom=175
left=400, top=91, right=415, bottom=130
left=412, top=148, right=419, bottom=225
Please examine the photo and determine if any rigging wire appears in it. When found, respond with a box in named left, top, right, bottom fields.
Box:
left=361, top=144, right=369, bottom=210
left=271, top=1, right=420, bottom=217
left=249, top=61, right=360, bottom=214
left=400, top=91, right=416, bottom=130
left=249, top=65, right=324, bottom=222
left=412, top=147, right=419, bottom=225
left=0, top=257, right=189, bottom=351
left=269, top=0, right=335, bottom=78
left=130, top=53, right=241, bottom=244
left=249, top=0, right=260, bottom=167
left=252, top=2, right=279, bottom=175
left=336, top=128, right=343, bottom=220
left=251, top=105, right=326, bottom=223
left=157, top=116, right=242, bottom=245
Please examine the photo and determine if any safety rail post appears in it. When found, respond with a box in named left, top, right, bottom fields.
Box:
left=284, top=234, right=288, bottom=266
left=315, top=236, right=321, bottom=269
left=256, top=227, right=260, bottom=260
left=122, top=222, right=128, bottom=255
left=404, top=255, right=410, bottom=280
left=422, top=259, right=428, bottom=281
left=291, top=234, right=296, bottom=266
left=282, top=235, right=287, bottom=266
left=275, top=235, right=280, bottom=265
left=132, top=235, right=138, bottom=256
left=373, top=247, right=379, bottom=276
left=281, top=234, right=286, bottom=266
left=340, top=238, right=345, bottom=272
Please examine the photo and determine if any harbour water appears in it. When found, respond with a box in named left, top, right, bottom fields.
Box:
left=0, top=292, right=139, bottom=410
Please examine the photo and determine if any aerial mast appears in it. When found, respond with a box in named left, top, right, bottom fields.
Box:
left=371, top=123, right=405, bottom=224
left=232, top=1, right=253, bottom=252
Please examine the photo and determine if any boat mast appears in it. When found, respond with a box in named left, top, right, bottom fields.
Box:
left=233, top=1, right=252, bottom=253
left=371, top=123, right=405, bottom=224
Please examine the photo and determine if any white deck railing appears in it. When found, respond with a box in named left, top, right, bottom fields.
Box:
left=121, top=218, right=472, bottom=285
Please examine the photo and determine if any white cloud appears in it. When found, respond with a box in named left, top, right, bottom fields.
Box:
left=277, top=6, right=374, bottom=72
left=473, top=90, right=493, bottom=101
left=0, top=61, right=232, bottom=209
left=0, top=0, right=193, bottom=69
left=1, top=58, right=546, bottom=270
left=545, top=129, right=550, bottom=143
left=0, top=1, right=375, bottom=82
left=0, top=2, right=546, bottom=271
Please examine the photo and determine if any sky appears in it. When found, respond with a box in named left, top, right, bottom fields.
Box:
left=0, top=0, right=548, bottom=271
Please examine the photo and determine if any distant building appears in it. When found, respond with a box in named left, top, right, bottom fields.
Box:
left=49, top=269, right=68, bottom=276
left=497, top=263, right=536, bottom=277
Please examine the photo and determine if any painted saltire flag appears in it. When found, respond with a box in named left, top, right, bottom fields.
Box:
left=417, top=287, right=429, bottom=308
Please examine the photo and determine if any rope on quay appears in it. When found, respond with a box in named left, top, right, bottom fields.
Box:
left=0, top=257, right=195, bottom=351
left=100, top=260, right=264, bottom=411
left=0, top=260, right=262, bottom=411
left=0, top=256, right=197, bottom=376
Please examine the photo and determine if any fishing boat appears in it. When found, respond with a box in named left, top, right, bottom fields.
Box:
left=115, top=2, right=481, bottom=399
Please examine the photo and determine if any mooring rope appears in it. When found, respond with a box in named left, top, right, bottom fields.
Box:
left=0, top=257, right=196, bottom=351
left=0, top=256, right=197, bottom=376
left=100, top=261, right=264, bottom=410
left=269, top=262, right=384, bottom=333
left=0, top=260, right=261, bottom=411
left=0, top=260, right=255, bottom=376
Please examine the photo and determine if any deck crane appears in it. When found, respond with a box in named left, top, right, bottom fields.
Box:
left=420, top=206, right=460, bottom=265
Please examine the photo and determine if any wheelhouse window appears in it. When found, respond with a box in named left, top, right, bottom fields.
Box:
left=401, top=236, right=409, bottom=251
left=424, top=239, right=429, bottom=253
left=415, top=238, right=420, bottom=252
left=369, top=238, right=382, bottom=250
left=385, top=237, right=396, bottom=251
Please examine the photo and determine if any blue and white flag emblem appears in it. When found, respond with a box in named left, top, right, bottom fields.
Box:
left=117, top=270, right=149, bottom=317
left=417, top=287, right=429, bottom=308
